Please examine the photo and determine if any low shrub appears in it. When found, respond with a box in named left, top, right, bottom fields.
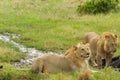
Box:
left=77, top=0, right=119, bottom=14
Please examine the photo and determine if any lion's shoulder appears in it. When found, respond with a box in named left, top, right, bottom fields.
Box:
left=64, top=45, right=76, bottom=56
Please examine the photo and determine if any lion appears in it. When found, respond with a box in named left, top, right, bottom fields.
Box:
left=83, top=32, right=118, bottom=68
left=83, top=32, right=99, bottom=44
left=31, top=43, right=91, bottom=80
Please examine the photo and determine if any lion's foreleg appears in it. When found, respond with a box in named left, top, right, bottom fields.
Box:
left=106, top=55, right=112, bottom=67
left=96, top=55, right=102, bottom=69
left=90, top=54, right=97, bottom=67
left=78, top=71, right=90, bottom=80
left=78, top=63, right=91, bottom=80
left=78, top=67, right=91, bottom=80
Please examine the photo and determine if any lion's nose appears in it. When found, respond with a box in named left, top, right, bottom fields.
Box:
left=87, top=53, right=90, bottom=55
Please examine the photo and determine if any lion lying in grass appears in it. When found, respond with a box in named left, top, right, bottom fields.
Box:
left=31, top=43, right=91, bottom=80
left=83, top=32, right=118, bottom=68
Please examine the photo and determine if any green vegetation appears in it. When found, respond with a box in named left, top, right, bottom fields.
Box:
left=0, top=0, right=120, bottom=80
left=77, top=0, right=119, bottom=14
left=0, top=0, right=120, bottom=52
left=0, top=41, right=25, bottom=62
left=0, top=47, right=25, bottom=62
left=0, top=40, right=19, bottom=51
left=0, top=64, right=78, bottom=80
left=0, top=64, right=120, bottom=80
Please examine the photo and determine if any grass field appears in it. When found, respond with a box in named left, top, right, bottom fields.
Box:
left=0, top=0, right=120, bottom=80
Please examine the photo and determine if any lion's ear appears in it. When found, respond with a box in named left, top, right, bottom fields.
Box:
left=105, top=34, right=110, bottom=39
left=73, top=45, right=78, bottom=50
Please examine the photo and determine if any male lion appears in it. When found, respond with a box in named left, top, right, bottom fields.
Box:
left=31, top=43, right=91, bottom=80
left=83, top=32, right=118, bottom=68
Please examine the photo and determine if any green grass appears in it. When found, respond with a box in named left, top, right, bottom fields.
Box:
left=0, top=40, right=19, bottom=51
left=0, top=0, right=120, bottom=52
left=0, top=41, right=26, bottom=62
left=0, top=64, right=120, bottom=80
left=0, top=47, right=25, bottom=62
left=0, top=0, right=120, bottom=80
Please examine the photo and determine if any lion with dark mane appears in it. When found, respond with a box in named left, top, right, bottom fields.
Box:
left=83, top=32, right=118, bottom=68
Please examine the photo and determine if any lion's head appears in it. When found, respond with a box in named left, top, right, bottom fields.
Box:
left=102, top=32, right=118, bottom=54
left=76, top=43, right=91, bottom=59
left=65, top=43, right=91, bottom=59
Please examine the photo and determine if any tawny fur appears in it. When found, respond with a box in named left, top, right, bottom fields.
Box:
left=78, top=70, right=91, bottom=80
left=64, top=43, right=91, bottom=80
left=83, top=32, right=118, bottom=68
left=31, top=43, right=91, bottom=79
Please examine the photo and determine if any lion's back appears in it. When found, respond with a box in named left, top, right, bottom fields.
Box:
left=83, top=32, right=98, bottom=44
